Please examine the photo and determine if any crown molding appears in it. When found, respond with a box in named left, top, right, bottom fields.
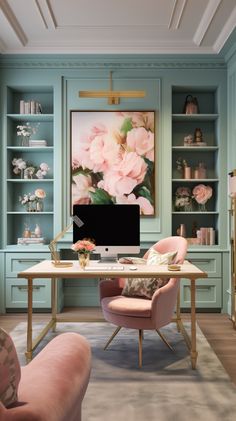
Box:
left=0, top=55, right=227, bottom=69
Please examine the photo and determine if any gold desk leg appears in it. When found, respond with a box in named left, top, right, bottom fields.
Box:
left=51, top=278, right=57, bottom=332
left=190, top=278, right=198, bottom=369
left=25, top=277, right=33, bottom=363
left=138, top=329, right=143, bottom=368
left=176, top=287, right=181, bottom=332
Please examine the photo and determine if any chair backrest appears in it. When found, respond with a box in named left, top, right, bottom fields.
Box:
left=143, top=236, right=188, bottom=264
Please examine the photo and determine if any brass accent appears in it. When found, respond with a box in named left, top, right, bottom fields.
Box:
left=49, top=221, right=73, bottom=267
left=103, top=326, right=121, bottom=350
left=79, top=71, right=146, bottom=105
left=49, top=216, right=83, bottom=267
left=138, top=329, right=143, bottom=368
left=156, top=329, right=174, bottom=351
left=230, top=197, right=236, bottom=329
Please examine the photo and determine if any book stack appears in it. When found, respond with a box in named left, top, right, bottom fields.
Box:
left=29, top=139, right=47, bottom=147
left=17, top=237, right=45, bottom=245
left=197, top=228, right=215, bottom=245
left=20, top=100, right=42, bottom=114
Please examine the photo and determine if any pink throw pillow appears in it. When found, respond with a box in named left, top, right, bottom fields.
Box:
left=0, top=328, right=21, bottom=408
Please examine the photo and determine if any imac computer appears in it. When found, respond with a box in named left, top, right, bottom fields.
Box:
left=73, top=204, right=140, bottom=262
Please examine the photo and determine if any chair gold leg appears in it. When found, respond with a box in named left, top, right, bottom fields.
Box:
left=156, top=329, right=174, bottom=352
left=104, top=326, right=122, bottom=350
left=138, top=329, right=143, bottom=368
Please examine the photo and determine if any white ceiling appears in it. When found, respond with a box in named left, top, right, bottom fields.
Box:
left=0, top=0, right=235, bottom=55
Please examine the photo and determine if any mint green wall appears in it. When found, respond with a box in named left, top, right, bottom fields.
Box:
left=0, top=55, right=228, bottom=248
left=0, top=55, right=230, bottom=309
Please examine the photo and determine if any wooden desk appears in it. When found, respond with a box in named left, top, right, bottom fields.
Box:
left=18, top=259, right=207, bottom=368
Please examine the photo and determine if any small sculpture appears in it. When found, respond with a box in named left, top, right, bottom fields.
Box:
left=194, top=128, right=203, bottom=144
left=184, top=134, right=193, bottom=146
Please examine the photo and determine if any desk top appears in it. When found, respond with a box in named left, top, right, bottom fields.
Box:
left=17, top=259, right=208, bottom=280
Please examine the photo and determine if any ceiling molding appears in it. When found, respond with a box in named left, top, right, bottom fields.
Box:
left=0, top=0, right=27, bottom=46
left=0, top=1, right=235, bottom=55
left=213, top=7, right=236, bottom=53
left=34, top=0, right=57, bottom=30
left=193, top=0, right=221, bottom=46
left=168, top=0, right=187, bottom=30
left=0, top=56, right=226, bottom=70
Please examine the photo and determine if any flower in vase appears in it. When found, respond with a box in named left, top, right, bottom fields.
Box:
left=176, top=157, right=188, bottom=172
left=12, top=157, right=49, bottom=179
left=12, top=158, right=27, bottom=174
left=35, top=163, right=50, bottom=179
left=35, top=189, right=46, bottom=199
left=17, top=122, right=40, bottom=138
left=192, top=184, right=212, bottom=205
left=71, top=239, right=96, bottom=254
left=175, top=186, right=192, bottom=211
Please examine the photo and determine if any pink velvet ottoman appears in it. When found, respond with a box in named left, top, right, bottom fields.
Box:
left=0, top=330, right=91, bottom=421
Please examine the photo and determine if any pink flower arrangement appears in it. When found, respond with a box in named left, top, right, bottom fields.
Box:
left=71, top=239, right=95, bottom=254
left=192, top=184, right=212, bottom=205
left=71, top=111, right=155, bottom=215
left=35, top=188, right=46, bottom=199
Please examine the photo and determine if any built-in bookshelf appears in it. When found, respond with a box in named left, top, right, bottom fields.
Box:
left=4, top=86, right=54, bottom=247
left=172, top=87, right=219, bottom=247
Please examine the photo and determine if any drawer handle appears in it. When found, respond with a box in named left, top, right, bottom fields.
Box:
left=189, top=259, right=212, bottom=263
left=18, top=286, right=41, bottom=291
left=17, top=259, right=41, bottom=263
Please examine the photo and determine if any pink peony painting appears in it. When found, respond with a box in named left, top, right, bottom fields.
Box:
left=71, top=111, right=155, bottom=215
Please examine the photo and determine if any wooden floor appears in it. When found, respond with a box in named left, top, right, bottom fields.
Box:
left=1, top=309, right=236, bottom=385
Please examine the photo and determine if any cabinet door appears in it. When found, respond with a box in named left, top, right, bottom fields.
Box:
left=5, top=278, right=51, bottom=309
left=180, top=252, right=222, bottom=309
left=5, top=252, right=51, bottom=310
left=6, top=252, right=50, bottom=277
left=180, top=278, right=222, bottom=309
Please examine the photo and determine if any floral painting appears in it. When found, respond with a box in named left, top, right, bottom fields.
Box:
left=71, top=111, right=155, bottom=215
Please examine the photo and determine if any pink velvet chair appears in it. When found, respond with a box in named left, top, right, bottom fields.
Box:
left=99, top=236, right=188, bottom=367
left=0, top=330, right=91, bottom=421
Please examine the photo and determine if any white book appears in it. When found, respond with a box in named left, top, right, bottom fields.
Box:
left=20, top=100, right=25, bottom=114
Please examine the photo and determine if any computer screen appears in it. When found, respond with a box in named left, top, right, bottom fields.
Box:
left=73, top=204, right=140, bottom=262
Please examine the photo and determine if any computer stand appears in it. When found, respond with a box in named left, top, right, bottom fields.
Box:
left=99, top=255, right=118, bottom=264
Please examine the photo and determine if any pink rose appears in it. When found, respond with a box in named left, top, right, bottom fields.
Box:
left=116, top=193, right=154, bottom=215
left=126, top=127, right=154, bottom=161
left=116, top=111, right=154, bottom=131
left=89, top=133, right=121, bottom=173
left=98, top=152, right=147, bottom=197
left=72, top=174, right=94, bottom=201
left=192, top=184, right=213, bottom=205
left=35, top=189, right=46, bottom=199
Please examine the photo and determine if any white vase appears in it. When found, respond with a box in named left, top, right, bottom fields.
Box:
left=35, top=224, right=41, bottom=237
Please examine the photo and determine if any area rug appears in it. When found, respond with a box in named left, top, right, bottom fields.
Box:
left=10, top=321, right=236, bottom=421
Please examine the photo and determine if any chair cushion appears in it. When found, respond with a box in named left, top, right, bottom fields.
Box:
left=0, top=328, right=21, bottom=408
left=147, top=248, right=177, bottom=265
left=121, top=249, right=177, bottom=299
left=121, top=277, right=168, bottom=299
left=102, top=295, right=151, bottom=317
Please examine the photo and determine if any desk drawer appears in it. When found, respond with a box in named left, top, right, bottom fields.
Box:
left=180, top=278, right=222, bottom=309
left=5, top=278, right=51, bottom=309
left=6, top=252, right=50, bottom=277
left=186, top=252, right=221, bottom=278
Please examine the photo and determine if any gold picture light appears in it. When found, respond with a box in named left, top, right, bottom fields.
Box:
left=79, top=71, right=146, bottom=105
left=49, top=216, right=84, bottom=268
